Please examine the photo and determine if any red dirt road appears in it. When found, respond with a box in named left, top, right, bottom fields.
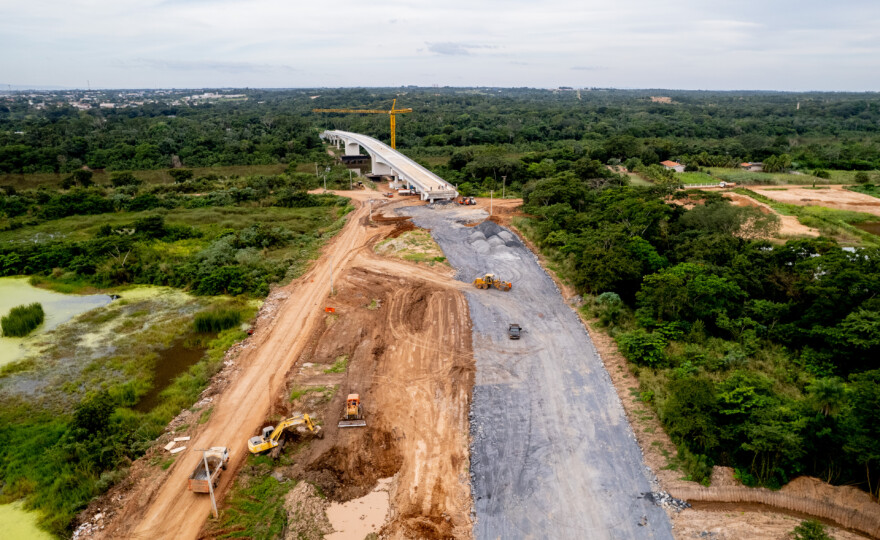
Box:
left=94, top=192, right=388, bottom=539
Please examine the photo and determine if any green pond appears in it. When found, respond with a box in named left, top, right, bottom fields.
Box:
left=0, top=277, right=112, bottom=366
left=0, top=502, right=54, bottom=540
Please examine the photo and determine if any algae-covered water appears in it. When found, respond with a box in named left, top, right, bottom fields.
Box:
left=0, top=277, right=112, bottom=366
left=0, top=502, right=54, bottom=540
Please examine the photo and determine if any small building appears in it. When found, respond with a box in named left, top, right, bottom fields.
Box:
left=740, top=162, right=763, bottom=172
left=660, top=160, right=685, bottom=173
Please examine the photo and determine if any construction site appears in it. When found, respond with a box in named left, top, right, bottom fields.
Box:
left=69, top=187, right=880, bottom=539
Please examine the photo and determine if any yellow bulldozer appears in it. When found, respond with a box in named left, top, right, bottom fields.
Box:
left=473, top=273, right=512, bottom=291
left=338, top=394, right=366, bottom=428
left=248, top=414, right=321, bottom=457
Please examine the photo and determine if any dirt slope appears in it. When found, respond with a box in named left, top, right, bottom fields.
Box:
left=90, top=192, right=387, bottom=539
left=278, top=263, right=475, bottom=538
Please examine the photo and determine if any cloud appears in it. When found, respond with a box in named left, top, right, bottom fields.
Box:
left=120, top=58, right=297, bottom=74
left=425, top=42, right=496, bottom=56
left=571, top=66, right=607, bottom=71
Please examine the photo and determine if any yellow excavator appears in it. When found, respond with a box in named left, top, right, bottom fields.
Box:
left=248, top=414, right=321, bottom=457
left=473, top=273, right=512, bottom=291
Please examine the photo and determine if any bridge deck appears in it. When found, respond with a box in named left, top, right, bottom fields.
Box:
left=322, top=130, right=458, bottom=200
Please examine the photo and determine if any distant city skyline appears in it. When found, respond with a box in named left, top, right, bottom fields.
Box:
left=2, top=0, right=878, bottom=91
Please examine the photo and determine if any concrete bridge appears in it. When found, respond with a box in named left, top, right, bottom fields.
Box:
left=321, top=130, right=458, bottom=202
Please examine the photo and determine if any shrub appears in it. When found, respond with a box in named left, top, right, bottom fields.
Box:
left=169, top=169, right=194, bottom=183
left=110, top=171, right=143, bottom=187
left=791, top=520, right=832, bottom=540
left=1, top=302, right=45, bottom=337
left=194, top=309, right=242, bottom=333
left=854, top=171, right=870, bottom=185
left=813, top=169, right=831, bottom=179
left=595, top=292, right=624, bottom=327
left=616, top=328, right=666, bottom=366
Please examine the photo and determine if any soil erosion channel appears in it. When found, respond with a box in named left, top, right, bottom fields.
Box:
left=401, top=205, right=673, bottom=539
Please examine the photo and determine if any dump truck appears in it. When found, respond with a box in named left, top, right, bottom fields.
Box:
left=339, top=393, right=366, bottom=428
left=508, top=324, right=522, bottom=340
left=248, top=414, right=321, bottom=457
left=187, top=447, right=229, bottom=493
left=473, top=273, right=512, bottom=291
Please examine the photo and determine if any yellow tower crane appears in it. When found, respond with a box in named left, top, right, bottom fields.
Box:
left=313, top=99, right=412, bottom=149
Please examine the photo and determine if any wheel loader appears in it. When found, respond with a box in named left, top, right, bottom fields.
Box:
left=473, top=273, right=512, bottom=291
left=248, top=413, right=322, bottom=458
left=338, top=393, right=366, bottom=428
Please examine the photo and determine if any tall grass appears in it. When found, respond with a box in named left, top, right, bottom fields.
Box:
left=1, top=303, right=45, bottom=337
left=193, top=309, right=241, bottom=333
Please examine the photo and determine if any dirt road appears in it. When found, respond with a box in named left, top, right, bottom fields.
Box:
left=402, top=205, right=673, bottom=539
left=94, top=191, right=385, bottom=539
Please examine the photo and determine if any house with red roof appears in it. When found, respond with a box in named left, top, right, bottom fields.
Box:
left=660, top=160, right=685, bottom=173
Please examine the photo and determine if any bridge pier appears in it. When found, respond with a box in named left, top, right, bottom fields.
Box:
left=344, top=141, right=360, bottom=156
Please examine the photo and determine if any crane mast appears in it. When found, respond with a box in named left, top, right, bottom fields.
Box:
left=313, top=99, right=412, bottom=149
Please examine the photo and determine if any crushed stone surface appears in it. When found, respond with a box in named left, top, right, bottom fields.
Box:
left=401, top=205, right=673, bottom=539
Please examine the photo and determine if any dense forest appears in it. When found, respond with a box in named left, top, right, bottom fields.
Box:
left=517, top=166, right=879, bottom=495
left=2, top=88, right=880, bottom=179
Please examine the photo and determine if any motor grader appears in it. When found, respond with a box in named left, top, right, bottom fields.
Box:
left=473, top=273, right=512, bottom=291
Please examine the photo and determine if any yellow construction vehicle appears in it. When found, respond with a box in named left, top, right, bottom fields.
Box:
left=248, top=414, right=321, bottom=457
left=313, top=99, right=412, bottom=149
left=338, top=394, right=366, bottom=428
left=473, top=273, right=512, bottom=291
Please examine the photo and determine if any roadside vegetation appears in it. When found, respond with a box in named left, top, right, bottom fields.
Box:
left=1, top=302, right=44, bottom=336
left=518, top=174, right=880, bottom=496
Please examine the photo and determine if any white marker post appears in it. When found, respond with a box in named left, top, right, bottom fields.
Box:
left=197, top=449, right=219, bottom=519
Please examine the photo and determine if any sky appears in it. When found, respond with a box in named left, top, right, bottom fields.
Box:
left=1, top=0, right=879, bottom=91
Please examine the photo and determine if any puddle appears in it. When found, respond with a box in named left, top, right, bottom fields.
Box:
left=0, top=277, right=112, bottom=366
left=134, top=337, right=208, bottom=412
left=325, top=477, right=392, bottom=539
left=854, top=222, right=880, bottom=236
left=0, top=502, right=54, bottom=540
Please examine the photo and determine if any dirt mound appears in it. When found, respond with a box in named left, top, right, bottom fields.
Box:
left=283, top=482, right=332, bottom=540
left=386, top=220, right=416, bottom=239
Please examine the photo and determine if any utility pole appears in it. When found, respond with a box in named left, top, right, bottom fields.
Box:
left=502, top=175, right=506, bottom=199
left=315, top=162, right=319, bottom=178
left=349, top=169, right=353, bottom=190
left=323, top=174, right=326, bottom=192
left=197, top=449, right=219, bottom=519
left=490, top=190, right=493, bottom=216
left=369, top=199, right=373, bottom=222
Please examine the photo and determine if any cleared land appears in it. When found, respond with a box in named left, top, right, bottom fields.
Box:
left=723, top=191, right=820, bottom=237
left=750, top=185, right=880, bottom=217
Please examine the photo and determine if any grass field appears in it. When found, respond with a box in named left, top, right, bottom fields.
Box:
left=677, top=171, right=718, bottom=185
left=0, top=206, right=335, bottom=244
left=706, top=167, right=878, bottom=186
left=0, top=164, right=288, bottom=190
